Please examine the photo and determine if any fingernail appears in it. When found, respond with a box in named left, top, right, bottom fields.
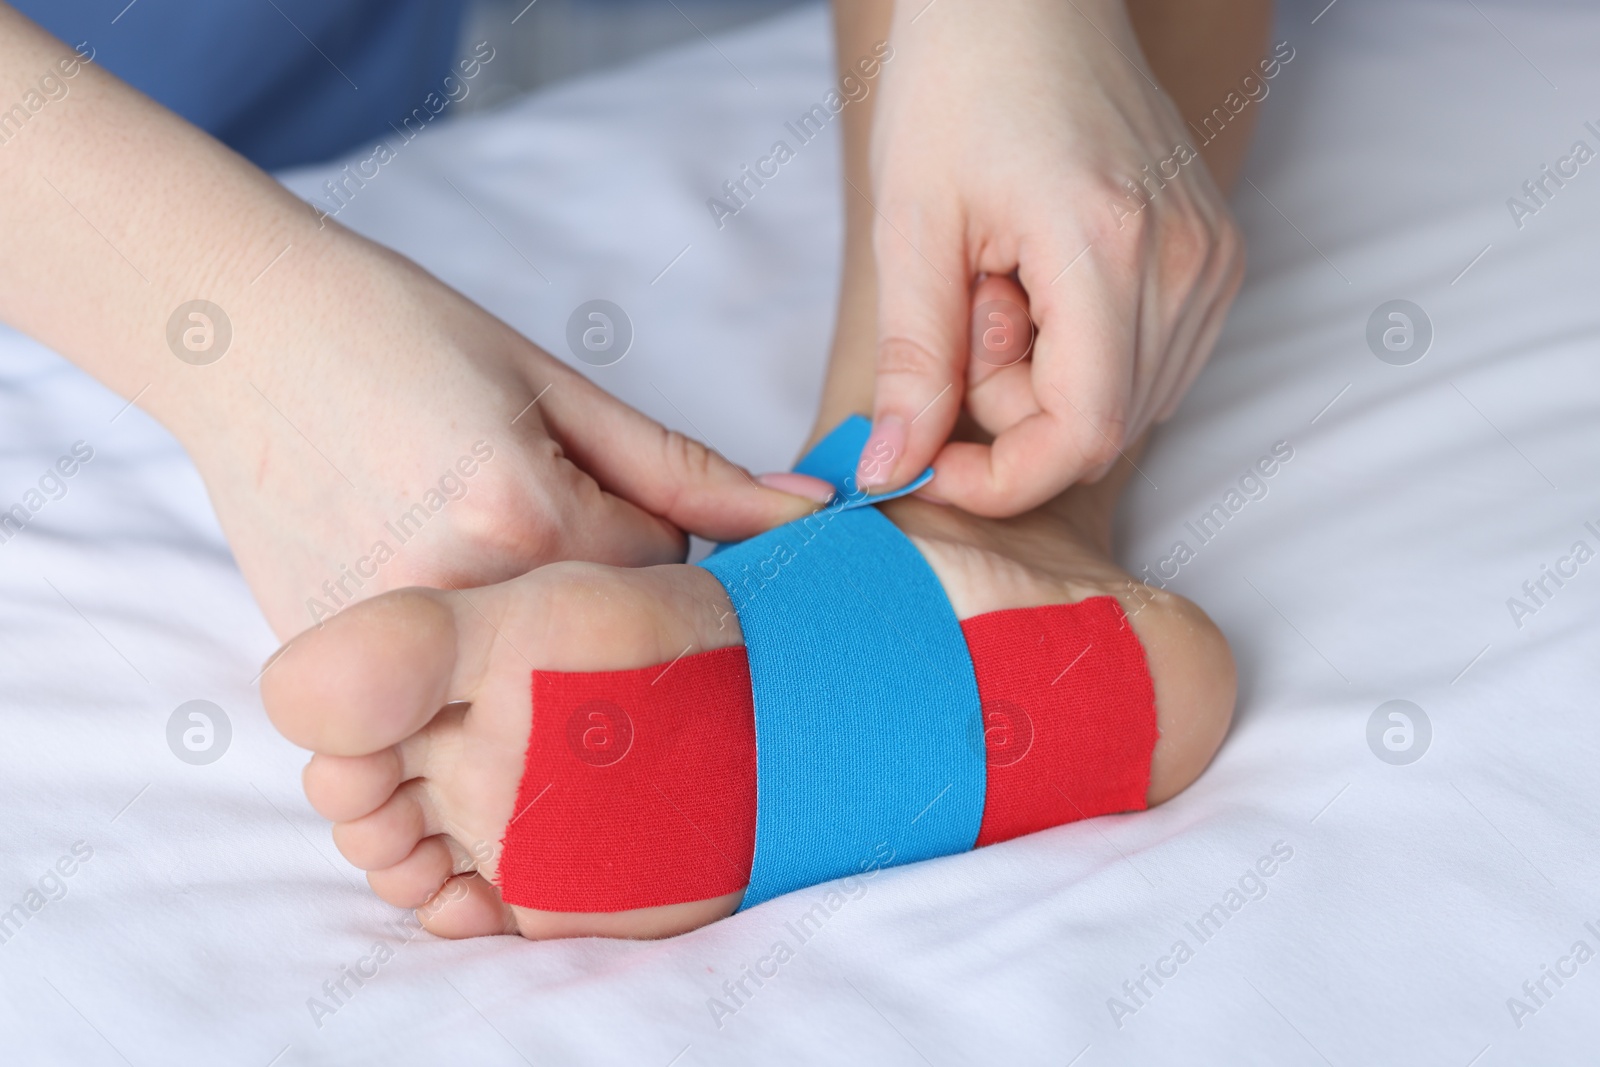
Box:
left=914, top=479, right=949, bottom=505
left=856, top=414, right=906, bottom=488
left=756, top=471, right=835, bottom=504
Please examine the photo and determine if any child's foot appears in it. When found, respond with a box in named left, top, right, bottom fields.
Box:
left=262, top=459, right=1234, bottom=941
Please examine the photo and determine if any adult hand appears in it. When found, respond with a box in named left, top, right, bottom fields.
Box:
left=0, top=5, right=828, bottom=640
left=188, top=241, right=831, bottom=638
left=856, top=0, right=1247, bottom=515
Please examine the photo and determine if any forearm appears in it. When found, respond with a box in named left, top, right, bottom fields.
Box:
left=0, top=4, right=381, bottom=443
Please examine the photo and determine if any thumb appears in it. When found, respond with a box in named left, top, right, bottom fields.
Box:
left=539, top=368, right=833, bottom=543
left=860, top=205, right=967, bottom=492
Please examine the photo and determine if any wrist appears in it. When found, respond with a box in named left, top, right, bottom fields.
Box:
left=152, top=222, right=417, bottom=455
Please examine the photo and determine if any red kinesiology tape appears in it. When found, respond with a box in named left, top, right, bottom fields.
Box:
left=496, top=598, right=1157, bottom=912
left=496, top=646, right=757, bottom=912
left=964, top=597, right=1157, bottom=847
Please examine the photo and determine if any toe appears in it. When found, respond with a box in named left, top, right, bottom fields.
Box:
left=417, top=874, right=518, bottom=939
left=303, top=703, right=464, bottom=824
left=367, top=835, right=462, bottom=909
left=302, top=750, right=403, bottom=822
left=331, top=780, right=443, bottom=871
left=262, top=588, right=464, bottom=757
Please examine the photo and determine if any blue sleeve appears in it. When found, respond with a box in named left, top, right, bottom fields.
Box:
left=13, top=0, right=467, bottom=170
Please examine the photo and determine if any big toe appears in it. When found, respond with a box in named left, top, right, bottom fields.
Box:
left=262, top=588, right=462, bottom=756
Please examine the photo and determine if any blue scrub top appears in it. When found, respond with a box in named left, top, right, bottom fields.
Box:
left=15, top=0, right=467, bottom=170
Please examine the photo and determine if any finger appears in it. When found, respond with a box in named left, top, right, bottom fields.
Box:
left=963, top=275, right=1043, bottom=436
left=1030, top=237, right=1139, bottom=485
left=966, top=274, right=1036, bottom=391
left=933, top=246, right=1139, bottom=514
left=860, top=192, right=968, bottom=491
left=930, top=413, right=1084, bottom=517
left=538, top=365, right=832, bottom=545
left=540, top=444, right=689, bottom=568
left=964, top=360, right=1043, bottom=439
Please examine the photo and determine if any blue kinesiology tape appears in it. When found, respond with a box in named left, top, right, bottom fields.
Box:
left=698, top=416, right=985, bottom=909
left=791, top=412, right=935, bottom=508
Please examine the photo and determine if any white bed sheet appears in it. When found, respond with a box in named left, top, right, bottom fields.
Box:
left=3, top=1, right=1599, bottom=1063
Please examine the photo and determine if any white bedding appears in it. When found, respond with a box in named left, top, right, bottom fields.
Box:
left=3, top=1, right=1599, bottom=1062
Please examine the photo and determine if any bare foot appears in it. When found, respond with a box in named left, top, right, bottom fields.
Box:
left=261, top=458, right=1234, bottom=940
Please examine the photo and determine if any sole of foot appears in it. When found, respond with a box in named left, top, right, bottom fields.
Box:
left=262, top=468, right=1234, bottom=941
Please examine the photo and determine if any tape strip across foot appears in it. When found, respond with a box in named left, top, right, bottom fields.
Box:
left=700, top=500, right=987, bottom=909
left=496, top=417, right=1157, bottom=913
